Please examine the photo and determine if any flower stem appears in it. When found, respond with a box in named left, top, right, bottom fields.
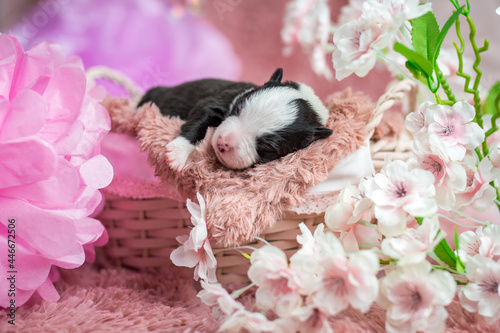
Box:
left=254, top=236, right=271, bottom=246
left=435, top=64, right=456, bottom=105
left=377, top=51, right=426, bottom=88
left=230, top=283, right=255, bottom=299
left=484, top=93, right=500, bottom=152
left=436, top=213, right=487, bottom=228
left=213, top=245, right=259, bottom=255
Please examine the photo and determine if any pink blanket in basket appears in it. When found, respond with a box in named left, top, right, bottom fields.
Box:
left=103, top=89, right=373, bottom=246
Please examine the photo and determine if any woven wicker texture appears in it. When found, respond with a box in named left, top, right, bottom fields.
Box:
left=91, top=67, right=417, bottom=283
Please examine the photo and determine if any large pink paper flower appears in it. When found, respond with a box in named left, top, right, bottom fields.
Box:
left=0, top=34, right=113, bottom=307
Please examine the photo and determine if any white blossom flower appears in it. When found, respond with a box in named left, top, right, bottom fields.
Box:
left=426, top=102, right=485, bottom=161
left=290, top=223, right=345, bottom=294
left=405, top=102, right=431, bottom=138
left=458, top=224, right=500, bottom=264
left=459, top=256, right=500, bottom=324
left=197, top=281, right=244, bottom=320
left=378, top=261, right=456, bottom=333
left=185, top=192, right=208, bottom=251
left=310, top=249, right=379, bottom=315
left=337, top=0, right=365, bottom=26
left=324, top=184, right=380, bottom=252
left=282, top=305, right=334, bottom=333
left=489, top=143, right=500, bottom=169
left=198, top=281, right=276, bottom=332
left=362, top=160, right=437, bottom=237
left=248, top=245, right=303, bottom=317
left=219, top=309, right=276, bottom=333
left=381, top=216, right=443, bottom=265
left=282, top=0, right=333, bottom=79
left=170, top=193, right=217, bottom=283
left=454, top=156, right=500, bottom=212
left=361, top=0, right=432, bottom=30
left=332, top=18, right=390, bottom=80
left=409, top=153, right=467, bottom=211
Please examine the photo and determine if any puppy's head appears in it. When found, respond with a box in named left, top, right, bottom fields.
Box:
left=211, top=68, right=332, bottom=169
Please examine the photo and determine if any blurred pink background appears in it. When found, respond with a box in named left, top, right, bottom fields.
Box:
left=0, top=0, right=498, bottom=101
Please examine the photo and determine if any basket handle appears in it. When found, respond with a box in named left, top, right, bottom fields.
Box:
left=86, top=66, right=143, bottom=101
left=366, top=79, right=419, bottom=139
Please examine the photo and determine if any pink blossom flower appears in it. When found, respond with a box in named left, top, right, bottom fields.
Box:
left=170, top=193, right=217, bottom=283
left=332, top=18, right=390, bottom=80
left=280, top=305, right=333, bottom=333
left=310, top=249, right=379, bottom=315
left=290, top=223, right=344, bottom=294
left=197, top=280, right=244, bottom=320
left=409, top=153, right=467, bottom=211
left=324, top=185, right=380, bottom=252
left=459, top=256, right=500, bottom=324
left=198, top=280, right=277, bottom=332
left=361, top=0, right=432, bottom=30
left=219, top=309, right=276, bottom=333
left=337, top=0, right=365, bottom=26
left=281, top=0, right=333, bottom=79
left=405, top=102, right=431, bottom=138
left=381, top=216, right=443, bottom=265
left=378, top=261, right=456, bottom=333
left=0, top=34, right=112, bottom=307
left=458, top=224, right=500, bottom=264
left=361, top=160, right=437, bottom=237
left=426, top=102, right=485, bottom=161
left=248, top=245, right=303, bottom=317
left=454, top=157, right=500, bottom=213
left=293, top=225, right=379, bottom=315
left=489, top=143, right=500, bottom=169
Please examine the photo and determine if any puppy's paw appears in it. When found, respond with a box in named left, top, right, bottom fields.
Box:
left=166, top=136, right=195, bottom=172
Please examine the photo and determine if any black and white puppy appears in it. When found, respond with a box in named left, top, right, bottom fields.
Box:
left=138, top=68, right=332, bottom=171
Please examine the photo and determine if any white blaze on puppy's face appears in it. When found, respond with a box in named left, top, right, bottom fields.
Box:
left=212, top=86, right=303, bottom=169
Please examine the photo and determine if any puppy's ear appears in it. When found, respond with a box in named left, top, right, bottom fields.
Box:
left=267, top=68, right=283, bottom=84
left=312, top=127, right=333, bottom=141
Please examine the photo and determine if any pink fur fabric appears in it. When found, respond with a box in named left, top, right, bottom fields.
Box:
left=2, top=264, right=497, bottom=332
left=103, top=90, right=373, bottom=246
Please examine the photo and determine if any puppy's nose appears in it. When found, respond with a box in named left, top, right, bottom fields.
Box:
left=216, top=136, right=233, bottom=153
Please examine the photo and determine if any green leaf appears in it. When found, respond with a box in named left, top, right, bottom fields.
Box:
left=484, top=81, right=500, bottom=115
left=434, top=236, right=457, bottom=269
left=394, top=42, right=434, bottom=77
left=411, top=11, right=440, bottom=62
left=415, top=217, right=424, bottom=226
left=453, top=226, right=465, bottom=273
left=432, top=5, right=464, bottom=65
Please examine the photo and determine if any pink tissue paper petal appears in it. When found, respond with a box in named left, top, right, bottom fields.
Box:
left=0, top=89, right=47, bottom=141
left=0, top=137, right=57, bottom=189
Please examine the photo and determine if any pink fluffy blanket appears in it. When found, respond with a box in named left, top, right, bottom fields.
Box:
left=1, top=263, right=497, bottom=333
left=103, top=90, right=373, bottom=247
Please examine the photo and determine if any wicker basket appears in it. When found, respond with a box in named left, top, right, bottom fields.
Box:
left=91, top=68, right=416, bottom=284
